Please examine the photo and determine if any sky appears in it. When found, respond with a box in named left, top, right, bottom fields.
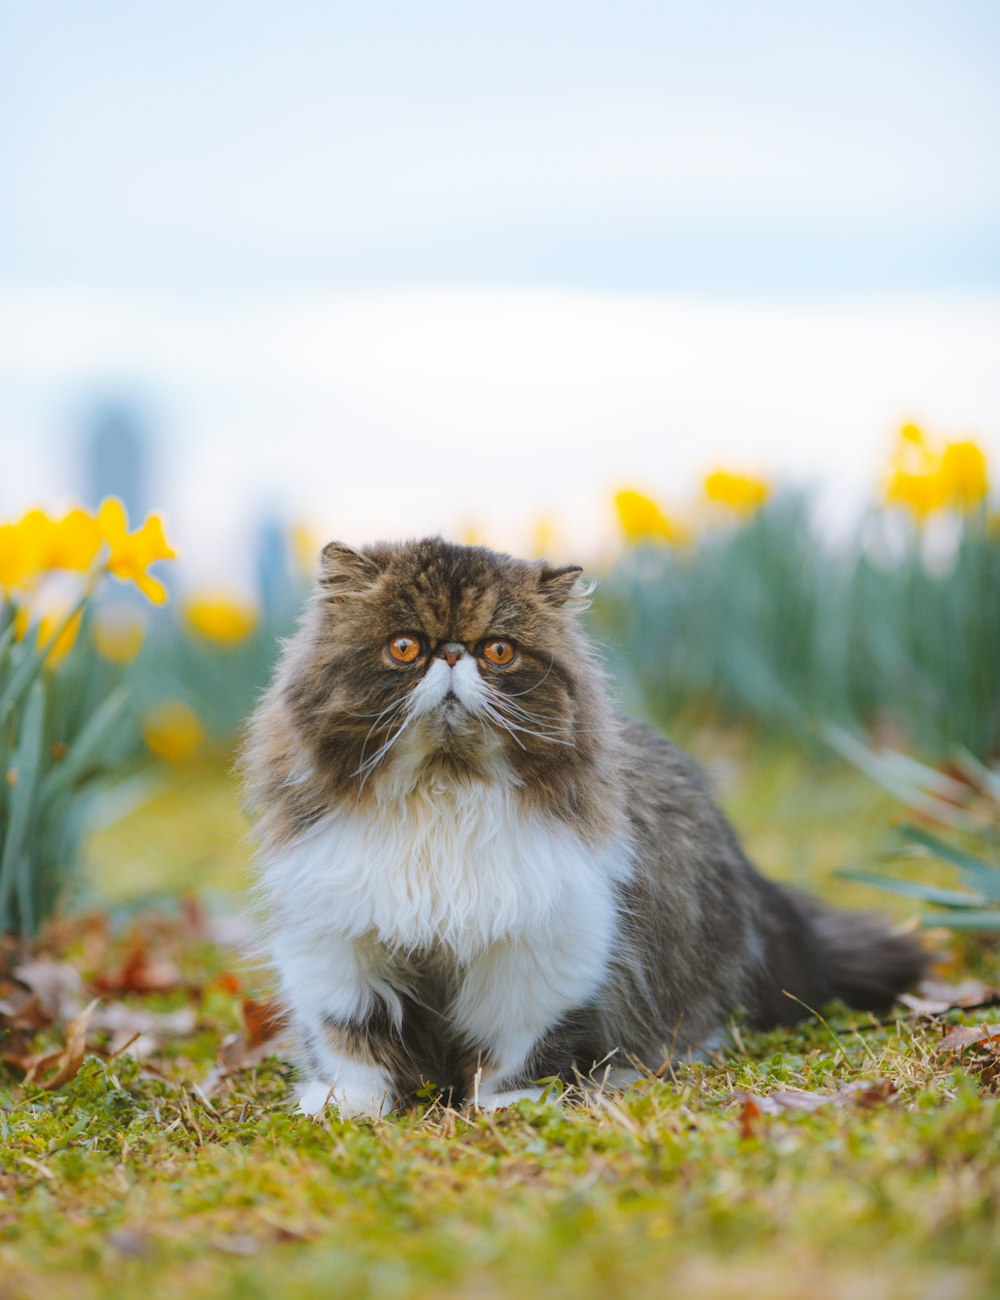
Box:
left=1, top=2, right=998, bottom=582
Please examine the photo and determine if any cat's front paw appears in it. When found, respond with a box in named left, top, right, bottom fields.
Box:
left=296, top=1078, right=392, bottom=1120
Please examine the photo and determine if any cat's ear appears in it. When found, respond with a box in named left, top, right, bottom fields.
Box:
left=536, top=563, right=593, bottom=611
left=319, top=541, right=384, bottom=593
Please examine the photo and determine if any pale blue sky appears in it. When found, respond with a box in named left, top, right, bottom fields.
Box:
left=2, top=4, right=999, bottom=575
left=2, top=1, right=998, bottom=296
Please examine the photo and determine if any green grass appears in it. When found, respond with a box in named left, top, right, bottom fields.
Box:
left=2, top=738, right=998, bottom=1300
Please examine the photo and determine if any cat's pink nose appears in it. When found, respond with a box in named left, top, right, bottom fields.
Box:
left=439, top=642, right=465, bottom=668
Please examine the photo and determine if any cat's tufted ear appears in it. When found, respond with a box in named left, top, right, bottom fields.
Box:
left=536, top=563, right=593, bottom=611
left=319, top=541, right=384, bottom=593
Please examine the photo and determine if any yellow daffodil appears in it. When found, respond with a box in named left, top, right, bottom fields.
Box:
left=885, top=468, right=950, bottom=519
left=614, top=489, right=685, bottom=546
left=183, top=593, right=259, bottom=646
left=47, top=507, right=103, bottom=571
left=884, top=424, right=991, bottom=520
left=13, top=605, right=83, bottom=667
left=0, top=509, right=52, bottom=594
left=940, top=440, right=989, bottom=510
left=291, top=524, right=321, bottom=574
left=0, top=506, right=106, bottom=595
left=97, top=497, right=177, bottom=605
left=0, top=521, right=23, bottom=594
left=532, top=514, right=557, bottom=557
left=703, top=470, right=771, bottom=515
left=94, top=608, right=147, bottom=664
left=142, top=700, right=204, bottom=763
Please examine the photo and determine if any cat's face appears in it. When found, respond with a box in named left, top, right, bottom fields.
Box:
left=282, top=537, right=602, bottom=797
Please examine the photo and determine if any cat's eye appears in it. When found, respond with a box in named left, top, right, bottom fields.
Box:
left=479, top=638, right=517, bottom=668
left=386, top=634, right=424, bottom=665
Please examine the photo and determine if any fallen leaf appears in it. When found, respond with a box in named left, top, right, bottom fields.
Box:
left=0, top=981, right=50, bottom=1032
left=26, top=998, right=99, bottom=1089
left=900, top=978, right=1000, bottom=1017
left=732, top=1078, right=896, bottom=1120
left=937, top=1023, right=1000, bottom=1054
left=12, top=957, right=83, bottom=1021
left=91, top=932, right=181, bottom=995
left=106, top=1229, right=151, bottom=1259
left=198, top=999, right=290, bottom=1099
left=737, top=1094, right=762, bottom=1138
left=242, top=996, right=284, bottom=1047
left=90, top=1002, right=198, bottom=1059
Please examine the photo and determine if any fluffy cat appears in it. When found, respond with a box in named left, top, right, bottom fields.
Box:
left=242, top=537, right=926, bottom=1117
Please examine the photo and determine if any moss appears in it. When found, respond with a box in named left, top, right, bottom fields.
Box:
left=2, top=747, right=997, bottom=1298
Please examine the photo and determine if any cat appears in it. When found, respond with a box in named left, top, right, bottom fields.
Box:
left=241, top=536, right=927, bottom=1117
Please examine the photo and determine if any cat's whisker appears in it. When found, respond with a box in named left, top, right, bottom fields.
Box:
left=502, top=659, right=555, bottom=699
left=481, top=689, right=579, bottom=738
left=478, top=699, right=574, bottom=748
left=476, top=701, right=528, bottom=751
left=353, top=702, right=418, bottom=782
left=345, top=699, right=412, bottom=721
left=354, top=695, right=410, bottom=762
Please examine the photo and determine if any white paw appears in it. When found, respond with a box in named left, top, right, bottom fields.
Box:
left=475, top=1085, right=551, bottom=1111
left=296, top=1078, right=391, bottom=1120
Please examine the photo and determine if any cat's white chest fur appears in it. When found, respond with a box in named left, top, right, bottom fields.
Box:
left=264, top=776, right=631, bottom=962
left=266, top=774, right=631, bottom=1111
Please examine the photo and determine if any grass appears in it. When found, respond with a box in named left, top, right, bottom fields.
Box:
left=2, top=734, right=999, bottom=1300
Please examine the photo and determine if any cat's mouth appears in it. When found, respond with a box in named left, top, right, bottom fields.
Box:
left=439, top=692, right=466, bottom=722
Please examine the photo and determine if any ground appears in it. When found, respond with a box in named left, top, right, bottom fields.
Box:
left=1, top=731, right=998, bottom=1300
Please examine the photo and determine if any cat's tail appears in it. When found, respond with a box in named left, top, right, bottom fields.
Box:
left=747, top=881, right=930, bottom=1026
left=800, top=896, right=930, bottom=1011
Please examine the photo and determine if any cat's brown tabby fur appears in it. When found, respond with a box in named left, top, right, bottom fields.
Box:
left=242, top=537, right=926, bottom=1116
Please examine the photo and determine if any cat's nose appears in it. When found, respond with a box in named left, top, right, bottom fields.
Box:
left=437, top=642, right=465, bottom=668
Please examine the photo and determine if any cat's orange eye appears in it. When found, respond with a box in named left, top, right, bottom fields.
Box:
left=480, top=639, right=517, bottom=668
left=387, top=634, right=423, bottom=665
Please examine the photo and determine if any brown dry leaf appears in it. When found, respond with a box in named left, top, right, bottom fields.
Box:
left=937, top=1023, right=1000, bottom=1054
left=737, top=1094, right=762, bottom=1138
left=733, top=1078, right=896, bottom=1121
left=198, top=998, right=290, bottom=1099
left=900, top=978, right=1000, bottom=1017
left=0, top=980, right=50, bottom=1032
left=12, top=957, right=84, bottom=1021
left=90, top=1002, right=198, bottom=1059
left=91, top=932, right=181, bottom=996
left=25, top=998, right=99, bottom=1089
left=242, top=996, right=285, bottom=1047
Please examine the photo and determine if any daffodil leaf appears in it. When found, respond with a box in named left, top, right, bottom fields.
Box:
left=0, top=680, right=46, bottom=931
left=917, top=909, right=1000, bottom=931
left=898, top=825, right=1000, bottom=901
left=40, top=686, right=131, bottom=808
left=0, top=598, right=85, bottom=716
left=0, top=618, right=16, bottom=666
left=837, top=869, right=987, bottom=908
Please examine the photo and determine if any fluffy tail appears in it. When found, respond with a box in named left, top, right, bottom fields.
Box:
left=747, top=881, right=930, bottom=1027
left=801, top=897, right=930, bottom=1011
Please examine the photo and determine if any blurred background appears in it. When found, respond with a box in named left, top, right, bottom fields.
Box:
left=2, top=1, right=998, bottom=577
left=1, top=2, right=999, bottom=929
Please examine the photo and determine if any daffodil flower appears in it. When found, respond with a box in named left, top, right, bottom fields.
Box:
left=97, top=498, right=177, bottom=605
left=183, top=593, right=259, bottom=645
left=884, top=424, right=990, bottom=520
left=703, top=470, right=771, bottom=515
left=614, top=488, right=686, bottom=546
